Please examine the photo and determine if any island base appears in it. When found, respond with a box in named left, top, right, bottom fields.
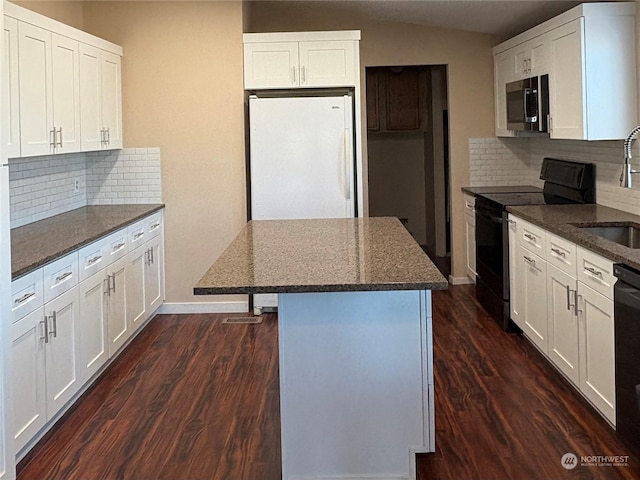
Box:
left=278, top=290, right=435, bottom=480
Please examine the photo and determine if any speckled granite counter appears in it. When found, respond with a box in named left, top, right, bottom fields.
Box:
left=194, top=217, right=447, bottom=295
left=507, top=204, right=640, bottom=270
left=11, top=204, right=165, bottom=279
left=196, top=217, right=444, bottom=477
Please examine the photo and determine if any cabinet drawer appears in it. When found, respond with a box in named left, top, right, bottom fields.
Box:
left=78, top=237, right=108, bottom=282
left=464, top=194, right=475, bottom=215
left=519, top=219, right=546, bottom=255
left=43, top=252, right=78, bottom=304
left=105, top=230, right=128, bottom=265
left=577, top=247, right=615, bottom=300
left=11, top=269, right=44, bottom=324
left=128, top=220, right=146, bottom=250
left=546, top=232, right=577, bottom=277
left=145, top=212, right=163, bottom=240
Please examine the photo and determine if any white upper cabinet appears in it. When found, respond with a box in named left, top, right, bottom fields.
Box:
left=79, top=45, right=122, bottom=151
left=494, top=51, right=516, bottom=138
left=493, top=2, right=637, bottom=140
left=5, top=2, right=123, bottom=157
left=3, top=16, right=20, bottom=159
left=243, top=31, right=360, bottom=89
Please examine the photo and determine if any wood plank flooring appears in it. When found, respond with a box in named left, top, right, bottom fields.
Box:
left=17, top=286, right=640, bottom=480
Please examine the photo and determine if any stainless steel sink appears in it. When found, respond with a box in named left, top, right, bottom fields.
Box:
left=576, top=224, right=640, bottom=249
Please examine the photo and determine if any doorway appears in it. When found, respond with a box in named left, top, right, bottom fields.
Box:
left=365, top=65, right=451, bottom=276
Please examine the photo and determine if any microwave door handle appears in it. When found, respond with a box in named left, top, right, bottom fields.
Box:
left=523, top=88, right=530, bottom=121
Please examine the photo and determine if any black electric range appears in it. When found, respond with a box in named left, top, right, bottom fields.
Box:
left=474, top=158, right=596, bottom=331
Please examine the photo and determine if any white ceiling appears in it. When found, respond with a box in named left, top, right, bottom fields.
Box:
left=286, top=0, right=619, bottom=38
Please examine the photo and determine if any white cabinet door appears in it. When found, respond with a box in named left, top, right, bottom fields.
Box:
left=78, top=273, right=108, bottom=385
left=244, top=42, right=299, bottom=89
left=549, top=18, right=585, bottom=140
left=43, top=287, right=81, bottom=419
left=546, top=264, right=579, bottom=385
left=101, top=51, right=122, bottom=149
left=519, top=245, right=548, bottom=353
left=126, top=245, right=147, bottom=332
left=578, top=283, right=615, bottom=425
left=508, top=216, right=523, bottom=327
left=145, top=234, right=164, bottom=315
left=3, top=16, right=20, bottom=159
left=106, top=257, right=128, bottom=357
left=79, top=44, right=102, bottom=152
left=494, top=51, right=515, bottom=137
left=529, top=35, right=550, bottom=76
left=11, top=308, right=46, bottom=454
left=298, top=40, right=355, bottom=87
left=18, top=22, right=53, bottom=157
left=465, top=212, right=476, bottom=281
left=51, top=34, right=80, bottom=154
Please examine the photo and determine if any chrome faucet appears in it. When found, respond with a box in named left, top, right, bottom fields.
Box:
left=622, top=125, right=640, bottom=188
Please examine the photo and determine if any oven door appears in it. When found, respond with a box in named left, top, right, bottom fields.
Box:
left=475, top=201, right=504, bottom=298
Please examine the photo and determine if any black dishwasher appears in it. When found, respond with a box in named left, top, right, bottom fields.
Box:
left=613, top=264, right=640, bottom=453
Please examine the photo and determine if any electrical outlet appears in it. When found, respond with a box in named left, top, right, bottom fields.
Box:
left=73, top=177, right=80, bottom=192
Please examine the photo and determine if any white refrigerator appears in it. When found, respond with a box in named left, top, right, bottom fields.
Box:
left=249, top=94, right=356, bottom=311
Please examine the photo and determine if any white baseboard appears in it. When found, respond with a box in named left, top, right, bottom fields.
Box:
left=448, top=275, right=474, bottom=285
left=158, top=301, right=249, bottom=314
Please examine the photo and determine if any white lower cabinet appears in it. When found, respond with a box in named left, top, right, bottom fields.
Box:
left=547, top=264, right=579, bottom=385
left=464, top=194, right=476, bottom=282
left=509, top=214, right=616, bottom=425
left=10, top=209, right=165, bottom=457
left=78, top=273, right=108, bottom=384
left=518, top=244, right=548, bottom=353
left=578, top=282, right=615, bottom=425
left=11, top=285, right=81, bottom=452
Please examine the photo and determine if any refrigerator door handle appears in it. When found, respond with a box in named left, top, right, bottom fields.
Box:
left=343, top=128, right=351, bottom=200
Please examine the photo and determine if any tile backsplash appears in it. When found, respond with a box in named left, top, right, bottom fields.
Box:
left=469, top=137, right=640, bottom=215
left=9, top=148, right=162, bottom=228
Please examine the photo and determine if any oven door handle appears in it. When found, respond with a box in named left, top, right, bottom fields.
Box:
left=475, top=209, right=503, bottom=224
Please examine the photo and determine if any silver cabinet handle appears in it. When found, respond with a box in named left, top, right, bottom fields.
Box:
left=14, top=292, right=35, bottom=305
left=55, top=271, right=72, bottom=282
left=506, top=219, right=516, bottom=225
left=104, top=277, right=110, bottom=296
left=100, top=128, right=105, bottom=146
left=113, top=242, right=126, bottom=252
left=151, top=246, right=154, bottom=264
left=576, top=294, right=584, bottom=315
left=50, top=311, right=57, bottom=338
left=524, top=233, right=537, bottom=242
left=112, top=273, right=116, bottom=293
left=550, top=247, right=566, bottom=258
left=292, top=66, right=296, bottom=84
left=150, top=223, right=160, bottom=230
left=566, top=285, right=572, bottom=310
left=584, top=266, right=603, bottom=277
left=106, top=128, right=110, bottom=145
left=50, top=128, right=56, bottom=149
left=57, top=127, right=63, bottom=148
left=524, top=255, right=535, bottom=267
left=301, top=65, right=306, bottom=84
left=87, top=255, right=102, bottom=265
left=40, top=316, right=49, bottom=343
left=134, top=232, right=144, bottom=240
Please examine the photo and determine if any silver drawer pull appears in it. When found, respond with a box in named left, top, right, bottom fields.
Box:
left=524, top=233, right=537, bottom=242
left=550, top=247, right=566, bottom=258
left=113, top=242, right=126, bottom=251
left=50, top=311, right=57, bottom=338
left=584, top=266, right=603, bottom=277
left=507, top=219, right=516, bottom=225
left=134, top=232, right=144, bottom=240
left=150, top=223, right=160, bottom=230
left=87, top=255, right=102, bottom=265
left=524, top=256, right=536, bottom=267
left=40, top=316, right=49, bottom=343
left=55, top=271, right=72, bottom=282
left=14, top=292, right=35, bottom=305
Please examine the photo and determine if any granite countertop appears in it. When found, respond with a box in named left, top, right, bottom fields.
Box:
left=194, top=217, right=448, bottom=295
left=462, top=185, right=542, bottom=196
left=11, top=204, right=165, bottom=279
left=507, top=204, right=640, bottom=271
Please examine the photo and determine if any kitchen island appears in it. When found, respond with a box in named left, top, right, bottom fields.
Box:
left=194, top=217, right=447, bottom=480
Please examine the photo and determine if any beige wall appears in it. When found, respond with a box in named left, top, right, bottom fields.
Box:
left=19, top=1, right=247, bottom=305
left=246, top=1, right=501, bottom=279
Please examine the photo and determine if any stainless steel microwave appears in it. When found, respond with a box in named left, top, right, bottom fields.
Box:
left=506, top=74, right=549, bottom=133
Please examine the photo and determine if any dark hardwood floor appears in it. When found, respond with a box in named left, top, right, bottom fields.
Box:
left=17, top=286, right=640, bottom=480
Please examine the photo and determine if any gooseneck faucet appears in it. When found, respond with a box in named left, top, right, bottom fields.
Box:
left=622, top=125, right=640, bottom=188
